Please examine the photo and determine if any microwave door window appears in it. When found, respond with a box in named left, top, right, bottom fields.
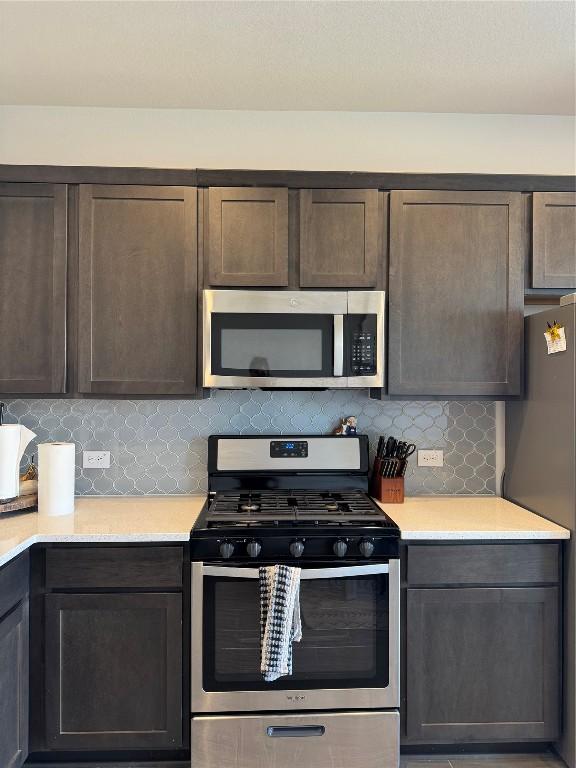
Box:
left=222, top=328, right=323, bottom=375
left=211, top=314, right=334, bottom=377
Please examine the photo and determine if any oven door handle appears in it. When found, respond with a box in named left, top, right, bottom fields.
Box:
left=267, top=725, right=326, bottom=738
left=201, top=563, right=390, bottom=579
left=333, top=314, right=344, bottom=376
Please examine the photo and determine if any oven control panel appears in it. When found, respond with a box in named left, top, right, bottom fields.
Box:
left=270, top=440, right=308, bottom=458
left=200, top=534, right=400, bottom=561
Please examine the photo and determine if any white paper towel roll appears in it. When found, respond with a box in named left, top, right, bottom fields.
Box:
left=38, top=442, right=76, bottom=517
left=0, top=426, right=23, bottom=501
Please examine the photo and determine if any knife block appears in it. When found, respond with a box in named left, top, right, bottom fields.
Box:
left=370, top=460, right=405, bottom=504
left=372, top=477, right=404, bottom=504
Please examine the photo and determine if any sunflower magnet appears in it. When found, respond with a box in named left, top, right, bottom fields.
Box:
left=544, top=321, right=567, bottom=355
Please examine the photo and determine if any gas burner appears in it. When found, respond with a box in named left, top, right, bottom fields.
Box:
left=324, top=502, right=339, bottom=512
left=240, top=503, right=260, bottom=512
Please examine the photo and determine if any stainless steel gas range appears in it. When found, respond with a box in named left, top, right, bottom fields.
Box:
left=190, top=434, right=400, bottom=768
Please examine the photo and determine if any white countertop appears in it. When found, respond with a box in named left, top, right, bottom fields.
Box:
left=0, top=494, right=570, bottom=569
left=0, top=495, right=206, bottom=568
left=377, top=496, right=571, bottom=541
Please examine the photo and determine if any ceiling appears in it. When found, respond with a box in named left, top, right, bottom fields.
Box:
left=0, top=0, right=574, bottom=115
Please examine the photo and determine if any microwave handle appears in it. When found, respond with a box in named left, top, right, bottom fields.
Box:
left=333, top=314, right=344, bottom=376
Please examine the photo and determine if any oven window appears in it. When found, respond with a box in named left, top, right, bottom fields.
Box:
left=211, top=313, right=334, bottom=377
left=203, top=574, right=390, bottom=691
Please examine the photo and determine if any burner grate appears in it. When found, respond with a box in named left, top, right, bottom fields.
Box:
left=205, top=489, right=396, bottom=528
left=209, top=491, right=295, bottom=518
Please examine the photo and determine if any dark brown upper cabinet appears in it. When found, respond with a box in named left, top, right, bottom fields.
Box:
left=206, top=187, right=289, bottom=286
left=0, top=183, right=67, bottom=394
left=532, top=192, right=576, bottom=289
left=77, top=185, right=198, bottom=395
left=388, top=190, right=523, bottom=397
left=299, top=189, right=380, bottom=287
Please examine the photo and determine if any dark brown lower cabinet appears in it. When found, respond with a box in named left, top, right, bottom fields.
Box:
left=0, top=552, right=30, bottom=768
left=44, top=591, right=183, bottom=751
left=0, top=600, right=29, bottom=768
left=406, top=585, right=560, bottom=743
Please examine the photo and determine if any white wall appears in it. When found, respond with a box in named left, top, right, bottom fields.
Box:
left=0, top=106, right=574, bottom=174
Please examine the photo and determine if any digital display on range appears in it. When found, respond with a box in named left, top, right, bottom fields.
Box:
left=270, top=440, right=308, bottom=458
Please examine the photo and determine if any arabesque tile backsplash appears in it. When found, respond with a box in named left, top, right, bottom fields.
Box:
left=4, top=391, right=496, bottom=496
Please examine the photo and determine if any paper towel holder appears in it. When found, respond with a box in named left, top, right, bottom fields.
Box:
left=0, top=420, right=37, bottom=503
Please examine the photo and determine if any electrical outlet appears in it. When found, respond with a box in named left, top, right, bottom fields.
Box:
left=82, top=450, right=111, bottom=469
left=417, top=449, right=444, bottom=467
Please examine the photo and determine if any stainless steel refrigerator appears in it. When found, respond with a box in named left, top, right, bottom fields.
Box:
left=506, top=298, right=575, bottom=768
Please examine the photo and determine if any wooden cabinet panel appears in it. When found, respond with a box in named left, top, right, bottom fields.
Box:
left=45, top=545, right=183, bottom=590
left=0, top=600, right=29, bottom=768
left=45, top=592, right=183, bottom=750
left=0, top=552, right=29, bottom=619
left=0, top=183, right=67, bottom=394
left=406, top=586, right=560, bottom=743
left=389, top=191, right=523, bottom=397
left=532, top=192, right=576, bottom=288
left=407, top=543, right=560, bottom=586
left=78, top=185, right=198, bottom=395
left=207, top=187, right=288, bottom=286
left=300, top=189, right=380, bottom=287
left=0, top=554, right=30, bottom=768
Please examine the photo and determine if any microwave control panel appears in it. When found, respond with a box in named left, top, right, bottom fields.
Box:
left=347, top=315, right=377, bottom=376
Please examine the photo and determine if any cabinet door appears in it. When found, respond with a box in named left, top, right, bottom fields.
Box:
left=406, top=587, right=560, bottom=743
left=78, top=185, right=197, bottom=395
left=207, top=187, right=288, bottom=286
left=0, top=600, right=29, bottom=768
left=532, top=192, right=576, bottom=288
left=0, top=183, right=67, bottom=394
left=389, top=191, right=523, bottom=397
left=300, top=189, right=379, bottom=287
left=45, top=592, right=183, bottom=750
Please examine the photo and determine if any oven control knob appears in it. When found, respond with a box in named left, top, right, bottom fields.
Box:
left=359, top=539, right=375, bottom=558
left=219, top=541, right=235, bottom=559
left=289, top=540, right=305, bottom=558
left=247, top=540, right=262, bottom=558
left=333, top=539, right=348, bottom=558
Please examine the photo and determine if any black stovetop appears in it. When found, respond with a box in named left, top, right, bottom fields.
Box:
left=190, top=489, right=399, bottom=562
left=204, top=490, right=396, bottom=527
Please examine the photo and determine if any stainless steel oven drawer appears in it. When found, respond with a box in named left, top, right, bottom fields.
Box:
left=191, top=710, right=399, bottom=768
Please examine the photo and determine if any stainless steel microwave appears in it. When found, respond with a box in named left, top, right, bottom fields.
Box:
left=203, top=290, right=385, bottom=388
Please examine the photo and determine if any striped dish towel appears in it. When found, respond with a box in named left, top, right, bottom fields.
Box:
left=259, top=565, right=302, bottom=682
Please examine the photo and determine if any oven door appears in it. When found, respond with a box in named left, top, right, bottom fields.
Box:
left=203, top=290, right=347, bottom=388
left=191, top=560, right=400, bottom=713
